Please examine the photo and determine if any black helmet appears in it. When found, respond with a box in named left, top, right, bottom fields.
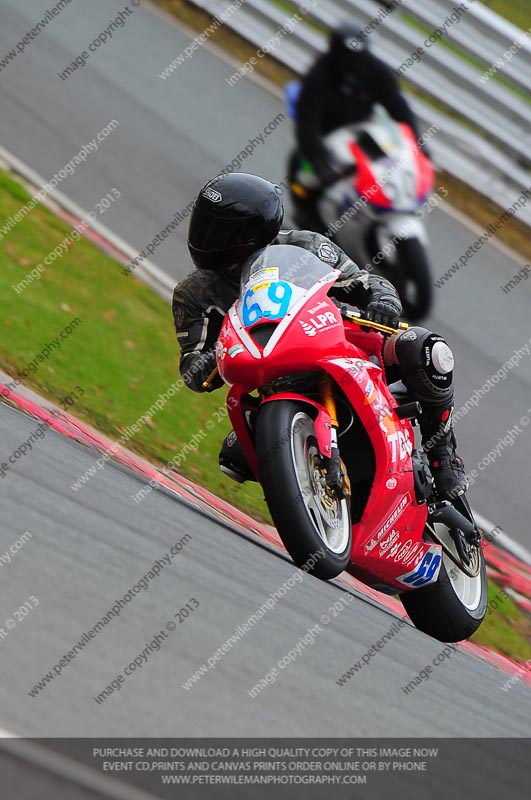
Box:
left=329, top=21, right=370, bottom=66
left=187, top=173, right=284, bottom=270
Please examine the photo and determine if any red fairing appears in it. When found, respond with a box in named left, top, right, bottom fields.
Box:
left=217, top=279, right=349, bottom=391
left=399, top=124, right=434, bottom=200
left=216, top=264, right=440, bottom=593
left=321, top=351, right=431, bottom=588
left=349, top=141, right=392, bottom=209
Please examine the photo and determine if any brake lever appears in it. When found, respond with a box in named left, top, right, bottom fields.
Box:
left=340, top=306, right=409, bottom=336
left=202, top=367, right=219, bottom=391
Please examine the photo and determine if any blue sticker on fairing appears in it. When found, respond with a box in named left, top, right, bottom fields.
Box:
left=397, top=548, right=442, bottom=588
left=242, top=280, right=293, bottom=327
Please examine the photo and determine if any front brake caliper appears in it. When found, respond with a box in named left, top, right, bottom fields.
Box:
left=324, top=426, right=350, bottom=500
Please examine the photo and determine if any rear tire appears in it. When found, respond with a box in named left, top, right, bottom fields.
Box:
left=256, top=401, right=352, bottom=579
left=401, top=534, right=487, bottom=642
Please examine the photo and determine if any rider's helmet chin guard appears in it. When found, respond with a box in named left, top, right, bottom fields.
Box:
left=187, top=173, right=284, bottom=272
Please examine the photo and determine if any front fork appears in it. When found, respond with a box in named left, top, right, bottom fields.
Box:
left=319, top=374, right=350, bottom=500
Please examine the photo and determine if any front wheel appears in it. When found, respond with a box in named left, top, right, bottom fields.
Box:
left=256, top=401, right=352, bottom=580
left=389, top=237, right=433, bottom=322
left=401, top=522, right=488, bottom=642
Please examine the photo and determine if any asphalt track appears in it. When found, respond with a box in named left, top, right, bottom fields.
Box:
left=1, top=401, right=530, bottom=742
left=1, top=0, right=531, bottom=779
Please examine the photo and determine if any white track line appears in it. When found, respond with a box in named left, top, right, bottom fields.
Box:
left=0, top=727, right=160, bottom=800
left=0, top=143, right=173, bottom=303
left=474, top=512, right=531, bottom=566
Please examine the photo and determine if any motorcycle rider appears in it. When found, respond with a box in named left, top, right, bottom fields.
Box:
left=289, top=20, right=424, bottom=231
left=172, top=172, right=467, bottom=500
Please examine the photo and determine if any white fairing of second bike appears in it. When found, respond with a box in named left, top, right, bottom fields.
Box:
left=324, top=127, right=421, bottom=213
left=384, top=214, right=428, bottom=245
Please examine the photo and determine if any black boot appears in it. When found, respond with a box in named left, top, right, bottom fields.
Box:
left=219, top=430, right=256, bottom=484
left=421, top=405, right=468, bottom=500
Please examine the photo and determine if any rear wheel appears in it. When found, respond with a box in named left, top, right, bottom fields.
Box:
left=256, top=401, right=352, bottom=579
left=401, top=515, right=488, bottom=642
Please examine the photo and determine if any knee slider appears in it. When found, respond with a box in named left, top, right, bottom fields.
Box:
left=432, top=340, right=454, bottom=374
left=420, top=334, right=454, bottom=396
left=421, top=334, right=454, bottom=378
left=388, top=328, right=454, bottom=398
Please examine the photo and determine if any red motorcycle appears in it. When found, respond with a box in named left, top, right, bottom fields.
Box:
left=207, top=244, right=487, bottom=642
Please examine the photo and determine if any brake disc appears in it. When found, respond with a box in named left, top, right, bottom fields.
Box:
left=426, top=522, right=482, bottom=578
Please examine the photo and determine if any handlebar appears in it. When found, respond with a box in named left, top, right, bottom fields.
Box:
left=339, top=308, right=409, bottom=336
left=202, top=366, right=219, bottom=391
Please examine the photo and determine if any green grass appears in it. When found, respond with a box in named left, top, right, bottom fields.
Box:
left=269, top=0, right=326, bottom=34
left=1, top=169, right=267, bottom=520
left=470, top=580, right=531, bottom=661
left=482, top=1, right=530, bottom=32
left=3, top=168, right=531, bottom=663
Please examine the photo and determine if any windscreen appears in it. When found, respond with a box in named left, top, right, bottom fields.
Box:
left=237, top=244, right=335, bottom=328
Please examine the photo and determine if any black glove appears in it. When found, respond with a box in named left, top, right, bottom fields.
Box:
left=362, top=294, right=402, bottom=329
left=182, top=348, right=223, bottom=393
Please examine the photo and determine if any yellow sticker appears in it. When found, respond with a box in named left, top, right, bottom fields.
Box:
left=251, top=281, right=271, bottom=293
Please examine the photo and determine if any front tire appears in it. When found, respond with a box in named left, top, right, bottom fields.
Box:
left=256, top=401, right=352, bottom=579
left=394, top=237, right=433, bottom=322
